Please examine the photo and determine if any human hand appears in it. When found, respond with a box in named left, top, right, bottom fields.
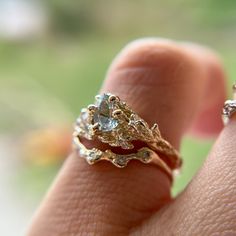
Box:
left=27, top=38, right=236, bottom=236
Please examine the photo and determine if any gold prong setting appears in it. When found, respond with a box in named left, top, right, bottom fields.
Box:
left=108, top=94, right=120, bottom=103
left=88, top=104, right=97, bottom=112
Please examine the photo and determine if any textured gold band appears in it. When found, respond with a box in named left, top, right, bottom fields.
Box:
left=73, top=135, right=173, bottom=181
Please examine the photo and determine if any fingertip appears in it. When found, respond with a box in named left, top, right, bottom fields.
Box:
left=189, top=106, right=224, bottom=138
left=104, top=38, right=207, bottom=147
left=182, top=42, right=227, bottom=137
left=108, top=38, right=201, bottom=72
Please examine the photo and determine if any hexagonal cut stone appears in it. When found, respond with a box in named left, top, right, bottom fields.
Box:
left=93, top=93, right=118, bottom=132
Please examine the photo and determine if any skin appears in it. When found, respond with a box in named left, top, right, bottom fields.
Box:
left=26, top=38, right=236, bottom=236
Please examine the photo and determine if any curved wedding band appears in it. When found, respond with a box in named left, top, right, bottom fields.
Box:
left=222, top=83, right=236, bottom=124
left=74, top=136, right=173, bottom=181
left=73, top=93, right=182, bottom=178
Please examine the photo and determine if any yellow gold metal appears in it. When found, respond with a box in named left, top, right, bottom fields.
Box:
left=108, top=94, right=119, bottom=103
left=91, top=123, right=100, bottom=132
left=112, top=109, right=122, bottom=115
left=88, top=104, right=96, bottom=112
left=74, top=93, right=182, bottom=172
left=73, top=135, right=173, bottom=181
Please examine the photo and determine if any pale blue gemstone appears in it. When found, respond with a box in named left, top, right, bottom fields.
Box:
left=94, top=94, right=118, bottom=132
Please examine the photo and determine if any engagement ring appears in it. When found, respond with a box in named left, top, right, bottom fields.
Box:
left=73, top=93, right=182, bottom=180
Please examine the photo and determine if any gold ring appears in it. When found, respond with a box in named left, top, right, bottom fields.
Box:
left=73, top=93, right=182, bottom=178
left=74, top=136, right=173, bottom=181
left=222, top=83, right=236, bottom=124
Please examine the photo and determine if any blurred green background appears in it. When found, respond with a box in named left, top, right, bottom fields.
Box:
left=0, top=0, right=236, bottom=235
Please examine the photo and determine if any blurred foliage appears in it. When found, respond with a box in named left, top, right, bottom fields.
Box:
left=42, top=0, right=236, bottom=43
left=45, top=0, right=97, bottom=35
left=200, top=0, right=236, bottom=26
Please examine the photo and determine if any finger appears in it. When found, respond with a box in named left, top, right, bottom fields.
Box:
left=27, top=39, right=210, bottom=236
left=104, top=39, right=207, bottom=148
left=184, top=43, right=227, bottom=137
left=134, top=48, right=234, bottom=236
left=143, top=122, right=236, bottom=236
